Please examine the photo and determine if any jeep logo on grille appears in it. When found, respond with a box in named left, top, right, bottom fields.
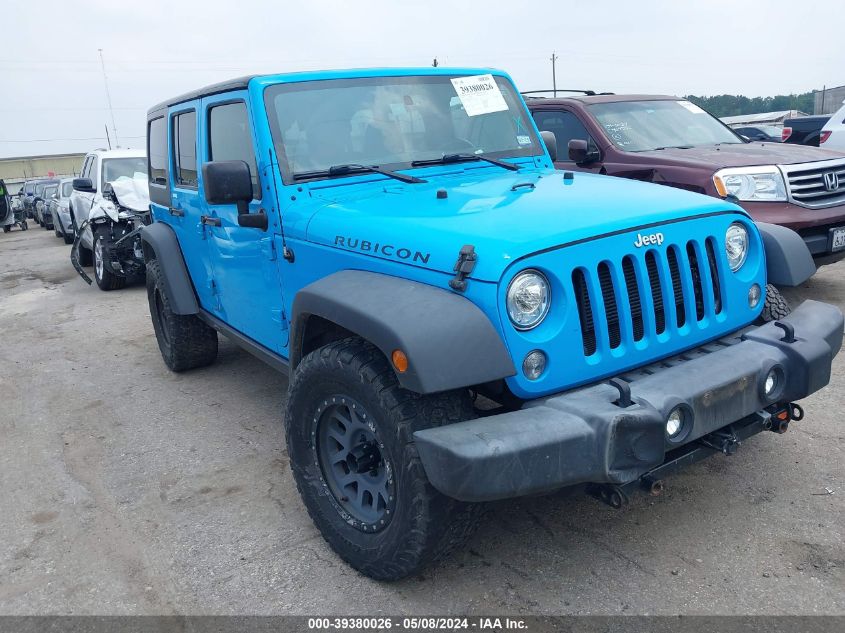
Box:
left=633, top=232, right=664, bottom=248
left=824, top=171, right=840, bottom=192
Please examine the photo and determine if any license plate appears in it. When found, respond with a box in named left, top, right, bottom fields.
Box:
left=831, top=227, right=845, bottom=252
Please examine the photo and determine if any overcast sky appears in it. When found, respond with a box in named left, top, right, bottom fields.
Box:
left=2, top=0, right=842, bottom=159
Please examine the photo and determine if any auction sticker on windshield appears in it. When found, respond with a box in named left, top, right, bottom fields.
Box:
left=451, top=74, right=508, bottom=117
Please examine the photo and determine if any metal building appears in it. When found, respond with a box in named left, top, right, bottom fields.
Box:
left=815, top=85, right=845, bottom=115
left=0, top=153, right=86, bottom=191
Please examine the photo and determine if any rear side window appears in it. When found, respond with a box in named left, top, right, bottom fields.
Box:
left=173, top=111, right=198, bottom=187
left=208, top=102, right=260, bottom=198
left=148, top=117, right=168, bottom=185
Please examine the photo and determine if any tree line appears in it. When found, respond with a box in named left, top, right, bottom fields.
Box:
left=684, top=92, right=816, bottom=118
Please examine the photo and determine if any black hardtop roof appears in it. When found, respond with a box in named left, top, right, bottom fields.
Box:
left=147, top=75, right=257, bottom=116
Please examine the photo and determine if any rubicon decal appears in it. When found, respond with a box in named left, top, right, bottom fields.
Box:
left=633, top=231, right=665, bottom=248
left=334, top=236, right=431, bottom=264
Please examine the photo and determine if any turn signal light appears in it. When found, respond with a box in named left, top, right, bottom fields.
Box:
left=391, top=349, right=409, bottom=373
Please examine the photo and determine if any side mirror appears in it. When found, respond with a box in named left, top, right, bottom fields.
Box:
left=73, top=177, right=96, bottom=193
left=202, top=160, right=266, bottom=230
left=540, top=130, right=558, bottom=162
left=568, top=139, right=601, bottom=165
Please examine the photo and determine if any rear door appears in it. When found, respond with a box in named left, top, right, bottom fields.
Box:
left=198, top=93, right=287, bottom=352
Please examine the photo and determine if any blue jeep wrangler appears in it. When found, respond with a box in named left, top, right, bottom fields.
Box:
left=142, top=68, right=843, bottom=580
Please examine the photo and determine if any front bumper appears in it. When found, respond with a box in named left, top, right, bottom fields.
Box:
left=414, top=300, right=843, bottom=502
left=740, top=200, right=845, bottom=260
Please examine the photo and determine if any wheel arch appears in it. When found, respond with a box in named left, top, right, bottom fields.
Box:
left=757, top=222, right=816, bottom=287
left=291, top=270, right=516, bottom=394
left=139, top=222, right=199, bottom=315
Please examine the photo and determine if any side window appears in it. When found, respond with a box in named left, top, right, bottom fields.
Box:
left=208, top=101, right=260, bottom=199
left=172, top=111, right=198, bottom=188
left=532, top=110, right=593, bottom=157
left=148, top=117, right=168, bottom=186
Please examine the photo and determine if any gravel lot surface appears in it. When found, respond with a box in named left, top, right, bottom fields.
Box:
left=1, top=227, right=843, bottom=615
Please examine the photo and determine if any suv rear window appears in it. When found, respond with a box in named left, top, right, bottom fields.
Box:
left=173, top=111, right=198, bottom=187
left=148, top=117, right=168, bottom=185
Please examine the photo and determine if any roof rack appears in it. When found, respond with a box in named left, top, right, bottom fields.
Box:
left=521, top=89, right=615, bottom=98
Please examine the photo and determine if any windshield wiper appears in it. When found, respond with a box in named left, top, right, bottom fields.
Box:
left=411, top=153, right=520, bottom=171
left=292, top=163, right=426, bottom=184
left=652, top=145, right=694, bottom=151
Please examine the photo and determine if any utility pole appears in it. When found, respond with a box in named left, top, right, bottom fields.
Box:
left=550, top=52, right=558, bottom=97
left=432, top=57, right=438, bottom=67
left=98, top=48, right=119, bottom=147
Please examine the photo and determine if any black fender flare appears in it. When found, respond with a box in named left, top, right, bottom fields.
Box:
left=139, top=222, right=199, bottom=315
left=291, top=270, right=516, bottom=394
left=756, top=222, right=816, bottom=287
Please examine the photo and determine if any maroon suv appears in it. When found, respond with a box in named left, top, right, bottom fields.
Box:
left=525, top=92, right=845, bottom=264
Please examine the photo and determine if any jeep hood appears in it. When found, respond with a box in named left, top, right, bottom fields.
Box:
left=305, top=168, right=738, bottom=282
left=635, top=142, right=845, bottom=169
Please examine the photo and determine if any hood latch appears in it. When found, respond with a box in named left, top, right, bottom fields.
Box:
left=449, top=244, right=477, bottom=292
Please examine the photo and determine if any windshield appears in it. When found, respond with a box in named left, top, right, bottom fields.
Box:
left=34, top=183, right=47, bottom=196
left=102, top=157, right=147, bottom=187
left=265, top=74, right=540, bottom=181
left=44, top=186, right=57, bottom=198
left=590, top=100, right=743, bottom=152
left=61, top=181, right=73, bottom=197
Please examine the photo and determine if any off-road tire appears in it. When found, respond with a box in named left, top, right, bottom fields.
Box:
left=93, top=227, right=127, bottom=291
left=285, top=337, right=483, bottom=581
left=146, top=259, right=218, bottom=372
left=759, top=284, right=791, bottom=322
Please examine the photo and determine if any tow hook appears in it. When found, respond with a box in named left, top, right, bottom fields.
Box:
left=766, top=402, right=803, bottom=434
left=698, top=427, right=741, bottom=455
left=586, top=483, right=629, bottom=509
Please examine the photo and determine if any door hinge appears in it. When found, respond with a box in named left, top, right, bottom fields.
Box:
left=262, top=237, right=277, bottom=261
left=449, top=244, right=477, bottom=292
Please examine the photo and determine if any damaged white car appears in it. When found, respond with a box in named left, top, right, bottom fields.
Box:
left=71, top=174, right=151, bottom=291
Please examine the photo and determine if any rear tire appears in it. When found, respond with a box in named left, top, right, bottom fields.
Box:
left=759, top=284, right=790, bottom=322
left=2, top=226, right=9, bottom=233
left=286, top=337, right=482, bottom=580
left=146, top=259, right=218, bottom=372
left=93, top=227, right=127, bottom=291
left=63, top=232, right=73, bottom=245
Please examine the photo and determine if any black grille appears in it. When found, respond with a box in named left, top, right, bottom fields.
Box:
left=573, top=269, right=596, bottom=356
left=572, top=238, right=723, bottom=357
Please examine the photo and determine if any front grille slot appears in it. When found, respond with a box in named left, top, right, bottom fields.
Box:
left=687, top=242, right=705, bottom=321
left=573, top=269, right=597, bottom=356
left=666, top=246, right=686, bottom=328
left=783, top=160, right=845, bottom=209
left=705, top=238, right=723, bottom=314
left=597, top=262, right=621, bottom=349
left=622, top=256, right=644, bottom=342
left=570, top=236, right=724, bottom=358
left=645, top=251, right=666, bottom=335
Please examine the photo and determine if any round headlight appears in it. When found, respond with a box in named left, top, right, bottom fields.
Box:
left=725, top=222, right=749, bottom=271
left=507, top=270, right=551, bottom=330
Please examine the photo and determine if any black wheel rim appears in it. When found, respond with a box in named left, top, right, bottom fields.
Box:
left=315, top=395, right=395, bottom=532
left=154, top=290, right=170, bottom=345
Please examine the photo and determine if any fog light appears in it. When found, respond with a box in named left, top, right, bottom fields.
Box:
left=666, top=407, right=684, bottom=438
left=522, top=350, right=546, bottom=380
left=764, top=369, right=779, bottom=396
left=748, top=283, right=761, bottom=309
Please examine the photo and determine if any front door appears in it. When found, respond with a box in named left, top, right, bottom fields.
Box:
left=198, top=93, right=288, bottom=354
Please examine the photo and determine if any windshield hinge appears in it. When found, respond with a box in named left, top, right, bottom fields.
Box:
left=449, top=244, right=477, bottom=292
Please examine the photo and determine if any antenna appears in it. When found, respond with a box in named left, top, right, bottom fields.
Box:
left=98, top=48, right=119, bottom=147
left=550, top=52, right=559, bottom=97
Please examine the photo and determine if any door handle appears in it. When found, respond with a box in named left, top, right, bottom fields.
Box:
left=168, top=206, right=184, bottom=217
left=200, top=215, right=221, bottom=227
